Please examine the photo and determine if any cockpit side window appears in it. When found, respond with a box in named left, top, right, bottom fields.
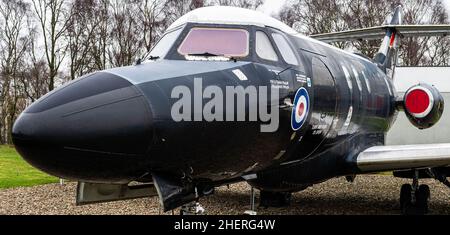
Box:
left=148, top=28, right=182, bottom=59
left=256, top=31, right=279, bottom=62
left=178, top=28, right=249, bottom=57
left=272, top=33, right=300, bottom=66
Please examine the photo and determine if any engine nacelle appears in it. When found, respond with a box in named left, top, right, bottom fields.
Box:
left=402, top=84, right=444, bottom=129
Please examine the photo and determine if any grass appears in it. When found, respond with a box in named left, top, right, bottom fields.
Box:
left=0, top=144, right=393, bottom=190
left=0, top=145, right=58, bottom=189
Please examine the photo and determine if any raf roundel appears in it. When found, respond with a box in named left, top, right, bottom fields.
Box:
left=291, top=88, right=310, bottom=131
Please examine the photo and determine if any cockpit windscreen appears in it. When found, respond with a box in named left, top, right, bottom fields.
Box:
left=178, top=28, right=249, bottom=57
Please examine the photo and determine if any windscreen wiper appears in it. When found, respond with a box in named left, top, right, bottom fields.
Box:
left=148, top=55, right=160, bottom=60
left=187, top=52, right=238, bottom=62
left=188, top=52, right=221, bottom=57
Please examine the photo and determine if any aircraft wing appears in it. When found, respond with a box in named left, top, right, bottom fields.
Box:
left=311, top=25, right=450, bottom=43
left=356, top=143, right=450, bottom=173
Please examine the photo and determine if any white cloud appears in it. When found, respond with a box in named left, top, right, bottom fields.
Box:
left=443, top=0, right=450, bottom=15
left=258, top=0, right=287, bottom=16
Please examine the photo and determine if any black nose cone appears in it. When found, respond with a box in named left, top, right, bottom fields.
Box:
left=12, top=72, right=153, bottom=183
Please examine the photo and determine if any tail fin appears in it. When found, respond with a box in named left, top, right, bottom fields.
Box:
left=373, top=6, right=403, bottom=78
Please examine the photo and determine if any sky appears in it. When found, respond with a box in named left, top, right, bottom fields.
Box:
left=444, top=0, right=450, bottom=15
left=258, top=0, right=287, bottom=16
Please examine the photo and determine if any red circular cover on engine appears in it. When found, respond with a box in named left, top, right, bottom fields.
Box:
left=405, top=89, right=430, bottom=115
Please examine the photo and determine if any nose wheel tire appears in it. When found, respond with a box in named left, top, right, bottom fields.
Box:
left=416, top=185, right=430, bottom=214
left=180, top=202, right=206, bottom=215
left=400, top=184, right=413, bottom=214
left=400, top=184, right=430, bottom=215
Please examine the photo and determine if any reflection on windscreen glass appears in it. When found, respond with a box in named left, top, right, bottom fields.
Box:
left=148, top=28, right=182, bottom=59
left=178, top=28, right=249, bottom=57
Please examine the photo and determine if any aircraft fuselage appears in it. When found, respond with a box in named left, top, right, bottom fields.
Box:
left=12, top=23, right=397, bottom=193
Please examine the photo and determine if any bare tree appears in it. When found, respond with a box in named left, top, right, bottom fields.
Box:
left=89, top=0, right=110, bottom=71
left=278, top=0, right=450, bottom=66
left=399, top=0, right=450, bottom=66
left=342, top=0, right=395, bottom=57
left=138, top=0, right=167, bottom=53
left=20, top=21, right=49, bottom=103
left=0, top=0, right=31, bottom=144
left=32, top=0, right=70, bottom=91
left=279, top=0, right=350, bottom=49
left=209, top=0, right=263, bottom=9
left=107, top=0, right=143, bottom=67
left=67, top=0, right=99, bottom=80
left=280, top=0, right=347, bottom=35
left=162, top=0, right=206, bottom=24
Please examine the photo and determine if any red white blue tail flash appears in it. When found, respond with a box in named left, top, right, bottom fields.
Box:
left=291, top=88, right=310, bottom=131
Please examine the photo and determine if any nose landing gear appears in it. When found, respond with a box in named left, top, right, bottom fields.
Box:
left=180, top=202, right=206, bottom=215
left=400, top=171, right=430, bottom=215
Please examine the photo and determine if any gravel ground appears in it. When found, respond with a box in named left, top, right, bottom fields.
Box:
left=0, top=175, right=449, bottom=215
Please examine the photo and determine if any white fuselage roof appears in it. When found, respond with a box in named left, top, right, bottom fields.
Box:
left=168, top=6, right=298, bottom=34
left=167, top=6, right=371, bottom=62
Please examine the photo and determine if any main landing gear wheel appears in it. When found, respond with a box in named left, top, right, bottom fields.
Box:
left=399, top=171, right=431, bottom=215
left=416, top=185, right=430, bottom=214
left=259, top=191, right=292, bottom=208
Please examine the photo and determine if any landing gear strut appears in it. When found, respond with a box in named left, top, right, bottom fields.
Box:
left=243, top=187, right=258, bottom=215
left=400, top=170, right=430, bottom=215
